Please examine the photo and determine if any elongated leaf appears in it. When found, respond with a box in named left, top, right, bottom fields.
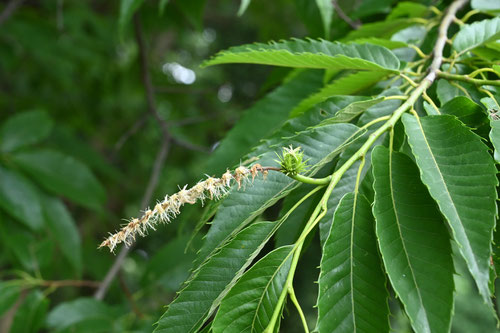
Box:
left=0, top=110, right=53, bottom=153
left=315, top=0, right=333, bottom=38
left=42, top=196, right=82, bottom=275
left=453, top=17, right=500, bottom=54
left=0, top=166, right=43, bottom=230
left=118, top=0, right=144, bottom=38
left=317, top=192, right=389, bottom=333
left=212, top=245, right=293, bottom=333
left=155, top=222, right=277, bottom=333
left=372, top=146, right=454, bottom=333
left=195, top=123, right=360, bottom=268
left=318, top=97, right=385, bottom=125
left=12, top=149, right=106, bottom=210
left=202, top=40, right=400, bottom=72
left=252, top=95, right=368, bottom=158
left=402, top=114, right=497, bottom=303
left=343, top=18, right=422, bottom=41
left=291, top=71, right=389, bottom=117
left=206, top=70, right=324, bottom=174
left=348, top=38, right=408, bottom=50
left=237, top=0, right=251, bottom=16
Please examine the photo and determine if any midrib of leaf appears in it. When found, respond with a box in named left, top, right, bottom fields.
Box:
left=388, top=145, right=430, bottom=331
left=408, top=115, right=479, bottom=279
left=349, top=191, right=358, bottom=330
left=250, top=248, right=293, bottom=332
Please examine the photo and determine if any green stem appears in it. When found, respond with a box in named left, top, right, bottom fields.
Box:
left=290, top=173, right=331, bottom=185
left=437, top=70, right=500, bottom=86
left=289, top=284, right=309, bottom=333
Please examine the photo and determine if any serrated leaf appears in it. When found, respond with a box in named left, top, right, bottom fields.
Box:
left=317, top=192, right=389, bottom=333
left=0, top=110, right=53, bottom=153
left=440, top=96, right=486, bottom=128
left=453, top=17, right=500, bottom=54
left=0, top=166, right=43, bottom=230
left=315, top=0, right=333, bottom=38
left=402, top=114, right=497, bottom=303
left=318, top=97, right=385, bottom=125
left=202, top=40, right=400, bottom=72
left=195, top=123, right=360, bottom=268
left=46, top=298, right=114, bottom=331
left=206, top=70, right=324, bottom=174
left=212, top=245, right=293, bottom=333
left=155, top=222, right=277, bottom=333
left=42, top=196, right=82, bottom=275
left=343, top=18, right=422, bottom=41
left=11, top=149, right=106, bottom=210
left=118, top=0, right=144, bottom=38
left=290, top=71, right=390, bottom=117
left=237, top=0, right=251, bottom=16
left=372, top=146, right=454, bottom=333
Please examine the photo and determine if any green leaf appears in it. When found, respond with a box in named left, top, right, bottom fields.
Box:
left=386, top=1, right=428, bottom=20
left=46, top=298, right=114, bottom=331
left=159, top=0, right=170, bottom=15
left=202, top=40, right=400, bottom=72
left=0, top=280, right=21, bottom=316
left=315, top=0, right=333, bottom=38
left=436, top=79, right=466, bottom=105
left=489, top=112, right=500, bottom=163
left=317, top=193, right=389, bottom=333
left=348, top=38, right=408, bottom=50
left=343, top=18, right=422, bottom=41
left=318, top=96, right=385, bottom=125
left=42, top=196, right=82, bottom=275
left=0, top=110, right=53, bottom=153
left=155, top=222, right=277, bottom=333
left=293, top=0, right=324, bottom=37
left=372, top=146, right=454, bottom=333
left=402, top=114, right=497, bottom=303
left=0, top=166, right=43, bottom=230
left=237, top=0, right=251, bottom=16
left=11, top=149, right=106, bottom=210
left=471, top=0, right=500, bottom=12
left=453, top=17, right=500, bottom=54
left=206, top=70, right=324, bottom=174
left=176, top=0, right=206, bottom=30
left=118, top=0, right=144, bottom=38
left=440, top=96, right=486, bottom=128
left=195, top=123, right=360, bottom=268
left=212, top=245, right=293, bottom=333
left=290, top=71, right=390, bottom=117
left=11, top=290, right=49, bottom=333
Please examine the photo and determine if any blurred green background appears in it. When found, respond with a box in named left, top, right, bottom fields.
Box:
left=0, top=0, right=497, bottom=332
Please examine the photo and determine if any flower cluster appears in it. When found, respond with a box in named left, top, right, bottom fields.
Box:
left=99, top=164, right=268, bottom=252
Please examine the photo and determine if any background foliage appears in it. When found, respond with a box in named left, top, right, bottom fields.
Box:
left=1, top=0, right=500, bottom=332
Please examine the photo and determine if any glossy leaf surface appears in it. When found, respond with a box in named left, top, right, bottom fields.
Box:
left=402, top=114, right=497, bottom=303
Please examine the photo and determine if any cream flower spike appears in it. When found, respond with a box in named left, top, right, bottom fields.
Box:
left=99, top=164, right=269, bottom=252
